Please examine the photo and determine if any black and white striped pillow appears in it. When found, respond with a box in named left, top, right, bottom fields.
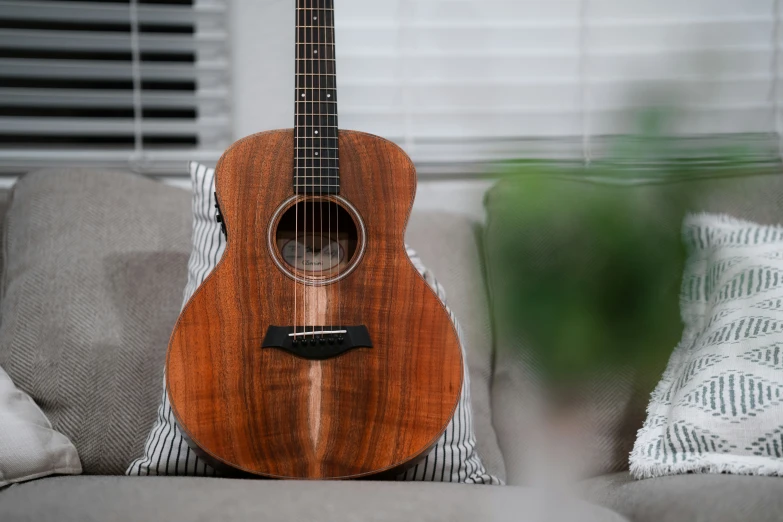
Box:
left=126, top=162, right=501, bottom=484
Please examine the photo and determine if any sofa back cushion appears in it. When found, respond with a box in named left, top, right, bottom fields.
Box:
left=0, top=169, right=192, bottom=474
left=0, top=168, right=505, bottom=480
left=484, top=172, right=783, bottom=485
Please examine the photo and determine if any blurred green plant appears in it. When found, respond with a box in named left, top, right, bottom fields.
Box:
left=489, top=107, right=778, bottom=391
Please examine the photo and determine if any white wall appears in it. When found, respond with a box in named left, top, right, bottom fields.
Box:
left=230, top=0, right=295, bottom=136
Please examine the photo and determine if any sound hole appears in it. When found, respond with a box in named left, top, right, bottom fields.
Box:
left=274, top=198, right=359, bottom=279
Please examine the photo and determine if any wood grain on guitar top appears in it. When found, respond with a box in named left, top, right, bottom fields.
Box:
left=166, top=129, right=464, bottom=479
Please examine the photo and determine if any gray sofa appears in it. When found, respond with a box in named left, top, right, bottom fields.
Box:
left=0, top=168, right=782, bottom=522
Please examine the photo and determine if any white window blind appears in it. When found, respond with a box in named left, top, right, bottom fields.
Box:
left=333, top=0, right=783, bottom=174
left=0, top=0, right=231, bottom=176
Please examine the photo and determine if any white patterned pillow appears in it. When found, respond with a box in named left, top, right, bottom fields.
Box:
left=631, top=213, right=783, bottom=478
left=127, top=162, right=500, bottom=484
left=1, top=365, right=82, bottom=487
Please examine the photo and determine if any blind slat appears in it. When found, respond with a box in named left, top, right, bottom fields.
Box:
left=0, top=88, right=230, bottom=109
left=0, top=0, right=225, bottom=23
left=0, top=58, right=229, bottom=80
left=0, top=117, right=229, bottom=135
left=0, top=29, right=227, bottom=52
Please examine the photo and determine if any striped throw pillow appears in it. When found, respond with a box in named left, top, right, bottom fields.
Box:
left=127, top=162, right=501, bottom=484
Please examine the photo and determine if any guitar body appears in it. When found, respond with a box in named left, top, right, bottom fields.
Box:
left=166, top=129, right=464, bottom=479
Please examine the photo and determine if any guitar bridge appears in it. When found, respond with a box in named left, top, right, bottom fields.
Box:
left=261, top=325, right=372, bottom=360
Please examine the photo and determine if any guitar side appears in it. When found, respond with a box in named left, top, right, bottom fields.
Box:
left=166, top=129, right=464, bottom=479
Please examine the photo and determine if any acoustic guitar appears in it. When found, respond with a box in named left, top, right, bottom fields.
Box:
left=166, top=0, right=463, bottom=479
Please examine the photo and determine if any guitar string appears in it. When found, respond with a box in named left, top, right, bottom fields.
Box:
left=328, top=0, right=342, bottom=331
left=322, top=0, right=335, bottom=336
left=296, top=0, right=310, bottom=339
left=310, top=0, right=316, bottom=341
left=317, top=0, right=330, bottom=337
left=331, top=0, right=341, bottom=336
left=293, top=0, right=299, bottom=342
left=317, top=0, right=324, bottom=338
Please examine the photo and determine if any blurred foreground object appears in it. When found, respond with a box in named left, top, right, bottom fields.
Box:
left=487, top=108, right=777, bottom=392
left=484, top=108, right=781, bottom=483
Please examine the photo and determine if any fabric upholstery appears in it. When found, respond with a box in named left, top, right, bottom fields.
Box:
left=485, top=172, right=783, bottom=485
left=0, top=188, right=10, bottom=297
left=0, top=169, right=193, bottom=475
left=0, top=167, right=502, bottom=480
left=0, top=365, right=81, bottom=487
left=128, top=162, right=503, bottom=483
left=0, top=475, right=628, bottom=522
left=405, top=214, right=506, bottom=481
left=581, top=471, right=783, bottom=522
left=632, top=213, right=783, bottom=478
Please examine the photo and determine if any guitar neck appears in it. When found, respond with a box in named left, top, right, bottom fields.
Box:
left=294, top=0, right=339, bottom=195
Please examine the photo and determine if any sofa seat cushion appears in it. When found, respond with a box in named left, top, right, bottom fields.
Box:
left=0, top=476, right=627, bottom=522
left=581, top=471, right=783, bottom=522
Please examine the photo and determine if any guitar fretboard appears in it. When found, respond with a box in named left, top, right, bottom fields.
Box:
left=295, top=0, right=338, bottom=195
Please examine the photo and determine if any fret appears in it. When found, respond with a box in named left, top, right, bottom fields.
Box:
left=295, top=161, right=339, bottom=169
left=295, top=97, right=338, bottom=106
left=295, top=150, right=339, bottom=158
left=295, top=143, right=339, bottom=149
left=295, top=150, right=339, bottom=157
left=295, top=130, right=339, bottom=135
left=295, top=133, right=338, bottom=139
left=295, top=154, right=339, bottom=161
left=295, top=44, right=336, bottom=52
left=294, top=126, right=338, bottom=134
left=295, top=158, right=339, bottom=164
left=294, top=127, right=337, bottom=137
left=295, top=142, right=338, bottom=150
left=295, top=188, right=340, bottom=195
left=295, top=151, right=338, bottom=156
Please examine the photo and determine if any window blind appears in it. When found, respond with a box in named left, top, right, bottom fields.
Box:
left=333, top=0, right=783, bottom=174
left=0, top=0, right=231, bottom=177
